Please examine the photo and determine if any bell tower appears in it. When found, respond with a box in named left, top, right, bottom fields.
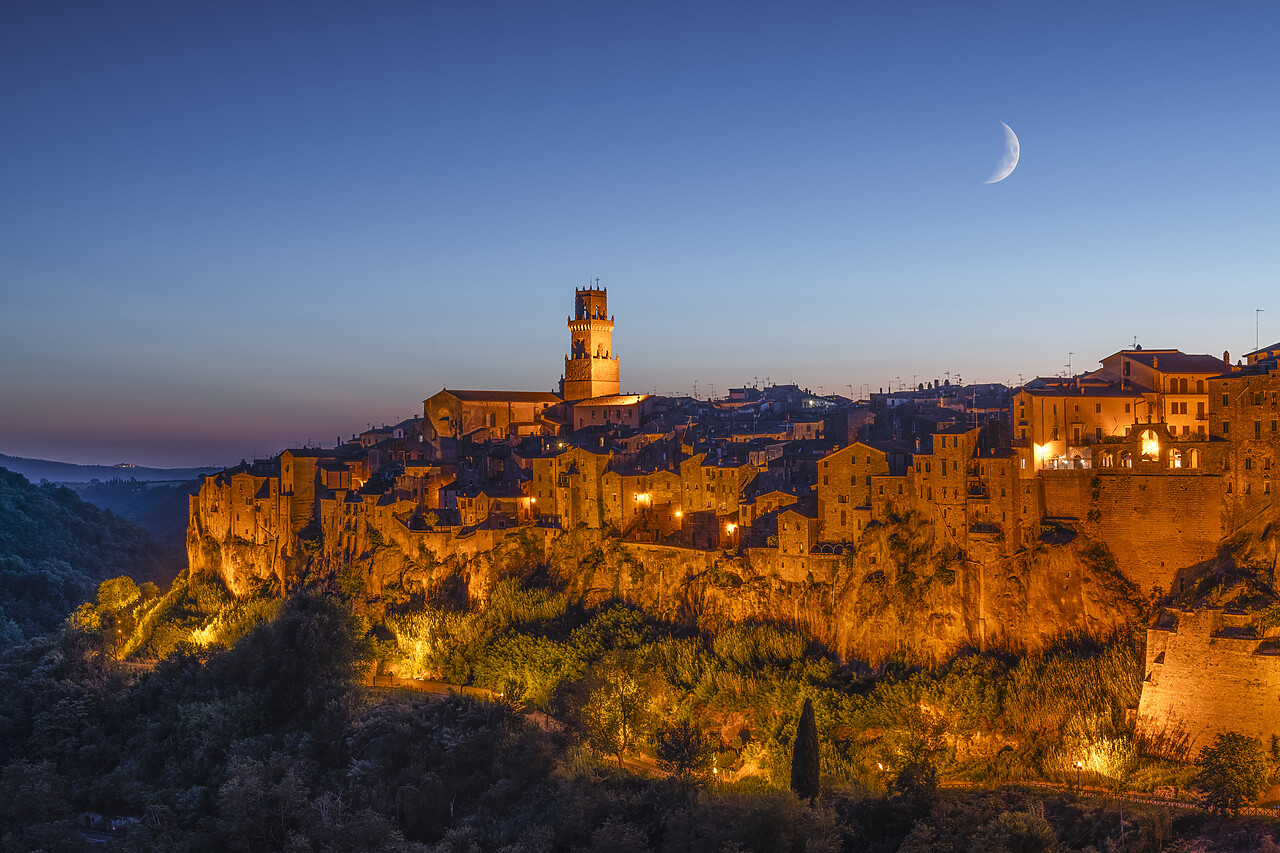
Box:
left=563, top=286, right=620, bottom=401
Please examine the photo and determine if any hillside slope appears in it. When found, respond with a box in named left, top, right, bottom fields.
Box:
left=0, top=467, right=176, bottom=641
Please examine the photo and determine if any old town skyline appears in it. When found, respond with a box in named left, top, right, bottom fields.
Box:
left=2, top=2, right=1278, bottom=467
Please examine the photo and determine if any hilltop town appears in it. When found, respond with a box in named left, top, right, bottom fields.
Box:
left=188, top=286, right=1280, bottom=761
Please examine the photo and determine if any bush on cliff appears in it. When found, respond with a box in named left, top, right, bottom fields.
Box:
left=1195, top=732, right=1270, bottom=815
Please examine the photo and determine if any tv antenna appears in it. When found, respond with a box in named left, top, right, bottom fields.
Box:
left=1258, top=308, right=1265, bottom=351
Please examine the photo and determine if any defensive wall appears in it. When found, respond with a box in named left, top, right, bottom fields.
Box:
left=1136, top=608, right=1280, bottom=759
left=1039, top=469, right=1224, bottom=596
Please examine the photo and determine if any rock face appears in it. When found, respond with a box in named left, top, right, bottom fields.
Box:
left=188, top=472, right=1144, bottom=665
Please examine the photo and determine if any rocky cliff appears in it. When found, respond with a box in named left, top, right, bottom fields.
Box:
left=188, top=477, right=1145, bottom=665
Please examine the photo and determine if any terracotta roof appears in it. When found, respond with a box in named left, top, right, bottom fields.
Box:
left=574, top=394, right=652, bottom=407
left=1021, top=385, right=1141, bottom=398
left=1126, top=348, right=1223, bottom=371
left=1120, top=351, right=1227, bottom=374
left=432, top=389, right=561, bottom=403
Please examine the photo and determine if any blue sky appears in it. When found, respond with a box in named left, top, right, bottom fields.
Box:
left=2, top=2, right=1277, bottom=466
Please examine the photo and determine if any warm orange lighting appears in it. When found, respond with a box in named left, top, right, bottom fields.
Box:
left=530, top=497, right=536, bottom=504
left=1140, top=430, right=1159, bottom=460
left=674, top=510, right=682, bottom=518
left=726, top=523, right=736, bottom=533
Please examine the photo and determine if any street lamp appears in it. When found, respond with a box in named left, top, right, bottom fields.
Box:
left=1075, top=760, right=1084, bottom=788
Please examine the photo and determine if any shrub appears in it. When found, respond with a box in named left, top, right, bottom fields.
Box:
left=1195, top=732, right=1269, bottom=815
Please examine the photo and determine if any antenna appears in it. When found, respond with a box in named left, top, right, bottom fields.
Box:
left=1068, top=352, right=1074, bottom=376
left=1258, top=308, right=1265, bottom=351
left=1132, top=335, right=1139, bottom=349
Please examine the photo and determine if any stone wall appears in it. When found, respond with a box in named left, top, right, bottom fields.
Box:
left=1136, top=608, right=1280, bottom=759
left=1091, top=474, right=1225, bottom=596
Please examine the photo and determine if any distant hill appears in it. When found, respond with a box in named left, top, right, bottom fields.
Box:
left=0, top=467, right=177, bottom=642
left=69, top=477, right=201, bottom=551
left=0, top=453, right=219, bottom=484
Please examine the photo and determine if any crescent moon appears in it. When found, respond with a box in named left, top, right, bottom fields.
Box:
left=984, top=121, right=1020, bottom=184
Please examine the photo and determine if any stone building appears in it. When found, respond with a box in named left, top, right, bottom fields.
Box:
left=1208, top=349, right=1280, bottom=529
left=815, top=439, right=909, bottom=542
left=562, top=286, right=620, bottom=401
left=571, top=393, right=655, bottom=431
left=423, top=389, right=560, bottom=441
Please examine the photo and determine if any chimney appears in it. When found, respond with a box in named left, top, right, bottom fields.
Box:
left=1224, top=351, right=1230, bottom=365
left=1153, top=355, right=1158, bottom=369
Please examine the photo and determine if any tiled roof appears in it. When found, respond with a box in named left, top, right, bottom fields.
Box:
left=1120, top=351, right=1227, bottom=374
left=433, top=389, right=561, bottom=403
left=574, top=394, right=652, bottom=407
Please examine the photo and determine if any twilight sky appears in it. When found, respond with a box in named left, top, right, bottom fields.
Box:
left=2, top=2, right=1277, bottom=468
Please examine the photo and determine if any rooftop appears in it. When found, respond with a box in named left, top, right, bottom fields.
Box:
left=431, top=389, right=562, bottom=403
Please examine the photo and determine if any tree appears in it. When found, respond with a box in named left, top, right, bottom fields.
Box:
left=584, top=671, right=648, bottom=767
left=654, top=717, right=714, bottom=779
left=1195, top=731, right=1270, bottom=815
left=790, top=697, right=820, bottom=800
left=96, top=576, right=140, bottom=611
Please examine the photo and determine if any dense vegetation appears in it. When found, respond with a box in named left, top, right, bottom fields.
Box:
left=71, top=476, right=201, bottom=551
left=375, top=575, right=1160, bottom=793
left=0, top=468, right=174, bottom=642
left=4, top=577, right=1280, bottom=852
left=3, top=491, right=1280, bottom=850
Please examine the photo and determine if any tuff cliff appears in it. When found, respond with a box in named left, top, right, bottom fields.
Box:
left=187, top=476, right=1143, bottom=665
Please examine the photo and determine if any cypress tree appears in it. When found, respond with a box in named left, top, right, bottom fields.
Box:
left=790, top=697, right=820, bottom=800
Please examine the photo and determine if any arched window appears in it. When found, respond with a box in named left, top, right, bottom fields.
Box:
left=1180, top=378, right=1188, bottom=394
left=1121, top=451, right=1132, bottom=468
left=1170, top=449, right=1182, bottom=469
left=1189, top=449, right=1200, bottom=469
left=840, top=510, right=847, bottom=525
left=1140, top=430, right=1159, bottom=461
left=1100, top=452, right=1113, bottom=468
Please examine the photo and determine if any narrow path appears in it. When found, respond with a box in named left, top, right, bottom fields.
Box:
left=943, top=778, right=1280, bottom=818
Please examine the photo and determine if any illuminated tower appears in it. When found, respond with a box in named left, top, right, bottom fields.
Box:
left=563, top=286, right=619, bottom=401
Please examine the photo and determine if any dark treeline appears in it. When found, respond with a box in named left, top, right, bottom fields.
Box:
left=1, top=581, right=1277, bottom=851
left=70, top=476, right=201, bottom=552
left=0, top=468, right=174, bottom=642
left=2, top=468, right=1279, bottom=850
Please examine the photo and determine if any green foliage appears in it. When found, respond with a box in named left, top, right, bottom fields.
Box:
left=97, top=575, right=140, bottom=611
left=1004, top=639, right=1141, bottom=740
left=713, top=623, right=805, bottom=670
left=654, top=717, right=714, bottom=778
left=0, top=468, right=175, bottom=641
left=484, top=578, right=569, bottom=631
left=790, top=697, right=820, bottom=799
left=1195, top=731, right=1270, bottom=814
left=965, top=809, right=1061, bottom=853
